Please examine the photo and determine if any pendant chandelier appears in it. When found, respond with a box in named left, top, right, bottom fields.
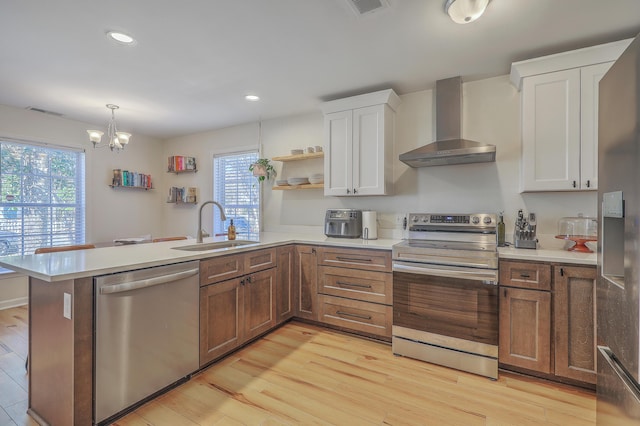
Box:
left=87, top=104, right=132, bottom=151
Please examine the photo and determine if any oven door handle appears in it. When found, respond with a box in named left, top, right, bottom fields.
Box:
left=392, top=261, right=498, bottom=284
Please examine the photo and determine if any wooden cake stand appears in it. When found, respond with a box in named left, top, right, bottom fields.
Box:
left=555, top=235, right=597, bottom=253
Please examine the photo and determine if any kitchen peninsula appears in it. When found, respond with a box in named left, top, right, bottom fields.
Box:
left=0, top=233, right=398, bottom=425
left=0, top=233, right=596, bottom=425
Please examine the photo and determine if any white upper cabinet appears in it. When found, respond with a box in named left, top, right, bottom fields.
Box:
left=580, top=62, right=613, bottom=190
left=321, top=89, right=400, bottom=197
left=511, top=39, right=631, bottom=192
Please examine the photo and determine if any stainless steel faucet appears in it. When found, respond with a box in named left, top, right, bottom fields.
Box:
left=197, top=201, right=227, bottom=243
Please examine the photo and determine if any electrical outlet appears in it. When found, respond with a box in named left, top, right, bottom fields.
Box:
left=63, top=292, right=72, bottom=320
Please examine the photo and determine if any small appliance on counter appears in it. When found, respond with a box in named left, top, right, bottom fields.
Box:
left=362, top=210, right=378, bottom=240
left=555, top=214, right=597, bottom=252
left=324, top=209, right=362, bottom=238
left=514, top=209, right=537, bottom=249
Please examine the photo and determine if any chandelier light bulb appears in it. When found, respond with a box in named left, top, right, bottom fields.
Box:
left=87, top=130, right=104, bottom=144
left=116, top=132, right=131, bottom=145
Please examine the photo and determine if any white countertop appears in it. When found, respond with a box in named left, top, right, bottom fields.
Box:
left=0, top=232, right=400, bottom=282
left=0, top=232, right=596, bottom=282
left=498, top=246, right=596, bottom=265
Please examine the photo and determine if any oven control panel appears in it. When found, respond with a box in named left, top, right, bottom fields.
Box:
left=408, top=213, right=496, bottom=228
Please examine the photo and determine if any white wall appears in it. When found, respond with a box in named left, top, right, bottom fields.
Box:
left=1, top=73, right=599, bottom=304
left=159, top=124, right=260, bottom=238
left=164, top=74, right=597, bottom=241
left=0, top=105, right=164, bottom=303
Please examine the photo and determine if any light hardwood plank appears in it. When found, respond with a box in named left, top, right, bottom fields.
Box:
left=117, top=321, right=594, bottom=426
left=0, top=307, right=596, bottom=426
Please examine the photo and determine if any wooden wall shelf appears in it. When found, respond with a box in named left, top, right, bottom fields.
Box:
left=167, top=169, right=197, bottom=174
left=272, top=152, right=324, bottom=162
left=109, top=185, right=153, bottom=190
left=272, top=184, right=324, bottom=190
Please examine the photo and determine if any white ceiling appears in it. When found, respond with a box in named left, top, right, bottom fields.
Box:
left=1, top=0, right=639, bottom=139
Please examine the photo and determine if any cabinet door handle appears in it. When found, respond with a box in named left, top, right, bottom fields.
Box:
left=346, top=189, right=351, bottom=194
left=503, top=288, right=507, bottom=298
left=560, top=268, right=564, bottom=277
left=572, top=180, right=577, bottom=188
left=336, top=311, right=372, bottom=321
left=336, top=256, right=372, bottom=263
left=311, top=248, right=316, bottom=254
left=336, top=281, right=372, bottom=289
left=240, top=279, right=245, bottom=286
left=353, top=188, right=358, bottom=194
left=246, top=276, right=253, bottom=284
left=586, top=180, right=591, bottom=188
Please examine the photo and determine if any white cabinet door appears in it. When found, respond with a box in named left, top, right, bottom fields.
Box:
left=324, top=110, right=353, bottom=196
left=580, top=61, right=614, bottom=191
left=353, top=104, right=386, bottom=196
left=324, top=105, right=392, bottom=196
left=521, top=69, right=581, bottom=192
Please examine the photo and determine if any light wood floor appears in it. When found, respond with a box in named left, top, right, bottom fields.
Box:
left=0, top=306, right=596, bottom=426
left=0, top=305, right=34, bottom=426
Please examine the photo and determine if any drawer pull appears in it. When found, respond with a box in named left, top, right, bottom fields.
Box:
left=336, top=310, right=372, bottom=320
left=336, top=281, right=372, bottom=289
left=336, top=256, right=372, bottom=263
left=520, top=273, right=531, bottom=278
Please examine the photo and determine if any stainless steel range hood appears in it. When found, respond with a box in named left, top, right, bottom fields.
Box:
left=399, top=76, right=496, bottom=167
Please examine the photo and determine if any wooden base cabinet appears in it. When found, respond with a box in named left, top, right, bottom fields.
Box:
left=553, top=265, right=597, bottom=385
left=200, top=257, right=276, bottom=366
left=295, top=245, right=318, bottom=321
left=499, top=286, right=552, bottom=374
left=200, top=278, right=243, bottom=364
left=276, top=245, right=295, bottom=324
left=316, top=247, right=392, bottom=339
left=499, top=259, right=597, bottom=387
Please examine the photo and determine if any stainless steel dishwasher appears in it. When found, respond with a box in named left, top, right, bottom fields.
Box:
left=94, top=261, right=200, bottom=424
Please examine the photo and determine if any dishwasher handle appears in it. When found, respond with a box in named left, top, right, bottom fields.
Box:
left=100, top=267, right=199, bottom=295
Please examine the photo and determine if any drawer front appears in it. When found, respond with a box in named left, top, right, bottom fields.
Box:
left=245, top=248, right=277, bottom=274
left=499, top=260, right=551, bottom=291
left=200, top=254, right=244, bottom=286
left=318, top=294, right=392, bottom=338
left=317, top=247, right=391, bottom=272
left=318, top=266, right=392, bottom=305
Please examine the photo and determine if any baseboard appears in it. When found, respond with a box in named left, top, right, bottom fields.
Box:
left=0, top=297, right=28, bottom=310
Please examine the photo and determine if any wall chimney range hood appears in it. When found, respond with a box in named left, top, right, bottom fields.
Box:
left=399, top=76, right=496, bottom=167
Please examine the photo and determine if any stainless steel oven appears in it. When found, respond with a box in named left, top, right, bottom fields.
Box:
left=392, top=213, right=499, bottom=379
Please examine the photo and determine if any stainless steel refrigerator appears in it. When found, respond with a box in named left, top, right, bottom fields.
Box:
left=597, top=32, right=640, bottom=425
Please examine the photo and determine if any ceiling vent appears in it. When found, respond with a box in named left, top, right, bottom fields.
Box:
left=26, top=106, right=64, bottom=117
left=346, top=0, right=389, bottom=16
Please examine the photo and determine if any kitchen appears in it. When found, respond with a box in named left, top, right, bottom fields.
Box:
left=1, top=1, right=640, bottom=425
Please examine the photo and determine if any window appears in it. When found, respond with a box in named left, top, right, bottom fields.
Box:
left=213, top=151, right=259, bottom=240
left=0, top=139, right=86, bottom=257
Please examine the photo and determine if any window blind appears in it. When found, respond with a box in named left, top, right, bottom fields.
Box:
left=213, top=151, right=259, bottom=240
left=0, top=139, right=86, bottom=257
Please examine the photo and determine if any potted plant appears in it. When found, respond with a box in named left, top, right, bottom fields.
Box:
left=249, top=158, right=276, bottom=182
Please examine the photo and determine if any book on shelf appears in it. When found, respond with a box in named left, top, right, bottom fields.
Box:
left=167, top=186, right=198, bottom=203
left=185, top=187, right=197, bottom=203
left=168, top=156, right=197, bottom=172
left=113, top=169, right=152, bottom=188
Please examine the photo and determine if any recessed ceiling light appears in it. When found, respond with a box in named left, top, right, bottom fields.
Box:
left=107, top=31, right=135, bottom=45
left=245, top=94, right=260, bottom=102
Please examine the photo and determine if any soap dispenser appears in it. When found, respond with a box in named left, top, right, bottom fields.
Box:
left=228, top=219, right=236, bottom=240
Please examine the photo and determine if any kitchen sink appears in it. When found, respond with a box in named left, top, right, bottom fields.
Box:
left=171, top=240, right=257, bottom=251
